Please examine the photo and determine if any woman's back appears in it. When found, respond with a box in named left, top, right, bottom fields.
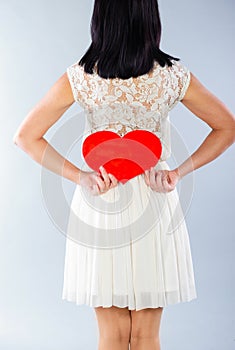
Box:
left=67, top=59, right=190, bottom=160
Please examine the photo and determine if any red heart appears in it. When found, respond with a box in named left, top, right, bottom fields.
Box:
left=82, top=130, right=162, bottom=184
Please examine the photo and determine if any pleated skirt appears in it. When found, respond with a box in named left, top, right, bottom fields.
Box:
left=62, top=160, right=197, bottom=311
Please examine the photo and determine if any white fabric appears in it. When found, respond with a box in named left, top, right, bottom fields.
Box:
left=62, top=60, right=197, bottom=311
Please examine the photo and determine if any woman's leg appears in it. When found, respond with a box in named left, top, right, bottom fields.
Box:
left=94, top=306, right=131, bottom=350
left=130, top=307, right=164, bottom=350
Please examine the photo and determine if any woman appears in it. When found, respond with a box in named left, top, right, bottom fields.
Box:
left=13, top=1, right=235, bottom=349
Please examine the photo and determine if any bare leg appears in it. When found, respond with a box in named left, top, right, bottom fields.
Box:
left=130, top=307, right=163, bottom=350
left=94, top=305, right=131, bottom=350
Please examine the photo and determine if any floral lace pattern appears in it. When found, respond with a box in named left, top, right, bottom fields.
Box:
left=67, top=59, right=191, bottom=161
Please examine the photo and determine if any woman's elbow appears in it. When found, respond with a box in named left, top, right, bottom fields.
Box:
left=227, top=118, right=235, bottom=144
left=13, top=131, right=26, bottom=146
left=13, top=131, right=35, bottom=150
left=219, top=123, right=235, bottom=145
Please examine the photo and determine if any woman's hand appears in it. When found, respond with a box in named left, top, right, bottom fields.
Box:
left=79, top=165, right=118, bottom=196
left=144, top=167, right=180, bottom=193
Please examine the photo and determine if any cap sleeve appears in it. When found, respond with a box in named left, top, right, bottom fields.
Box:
left=168, top=60, right=191, bottom=110
left=66, top=61, right=85, bottom=107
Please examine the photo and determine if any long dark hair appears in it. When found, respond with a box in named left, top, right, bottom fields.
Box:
left=79, top=0, right=180, bottom=79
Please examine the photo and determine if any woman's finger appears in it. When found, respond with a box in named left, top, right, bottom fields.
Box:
left=108, top=173, right=118, bottom=187
left=95, top=174, right=106, bottom=192
left=162, top=173, right=172, bottom=192
left=149, top=167, right=157, bottom=190
left=99, top=166, right=111, bottom=187
left=144, top=170, right=150, bottom=186
left=155, top=170, right=164, bottom=191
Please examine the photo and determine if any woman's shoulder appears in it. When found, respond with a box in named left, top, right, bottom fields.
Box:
left=67, top=60, right=83, bottom=75
left=66, top=57, right=191, bottom=93
left=169, top=59, right=190, bottom=74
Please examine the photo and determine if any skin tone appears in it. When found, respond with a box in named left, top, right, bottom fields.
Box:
left=94, top=306, right=163, bottom=350
left=13, top=70, right=235, bottom=350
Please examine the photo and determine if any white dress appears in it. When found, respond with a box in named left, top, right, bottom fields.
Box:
left=62, top=59, right=197, bottom=311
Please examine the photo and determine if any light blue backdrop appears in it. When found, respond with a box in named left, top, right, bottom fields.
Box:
left=1, top=0, right=234, bottom=349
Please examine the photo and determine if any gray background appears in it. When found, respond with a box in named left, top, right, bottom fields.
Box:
left=1, top=0, right=235, bottom=349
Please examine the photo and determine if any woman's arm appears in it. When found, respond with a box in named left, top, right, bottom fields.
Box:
left=144, top=72, right=235, bottom=192
left=12, top=72, right=83, bottom=184
left=173, top=72, right=235, bottom=179
left=13, top=72, right=118, bottom=194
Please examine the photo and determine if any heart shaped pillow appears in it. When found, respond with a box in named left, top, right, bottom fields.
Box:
left=82, top=130, right=162, bottom=184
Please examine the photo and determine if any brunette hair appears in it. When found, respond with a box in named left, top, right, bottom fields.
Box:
left=79, top=0, right=180, bottom=79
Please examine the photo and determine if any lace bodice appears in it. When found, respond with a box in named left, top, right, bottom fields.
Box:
left=67, top=59, right=191, bottom=161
